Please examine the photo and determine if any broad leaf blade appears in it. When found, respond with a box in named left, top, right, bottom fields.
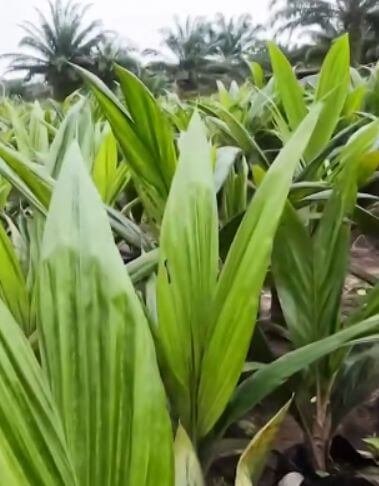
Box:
left=306, top=35, right=350, bottom=160
left=77, top=64, right=176, bottom=221
left=0, top=221, right=30, bottom=333
left=92, top=128, right=118, bottom=203
left=0, top=300, right=76, bottom=485
left=268, top=43, right=307, bottom=130
left=0, top=142, right=52, bottom=213
left=272, top=204, right=315, bottom=347
left=115, top=65, right=176, bottom=189
left=197, top=105, right=322, bottom=438
left=156, top=114, right=218, bottom=435
left=36, top=142, right=173, bottom=485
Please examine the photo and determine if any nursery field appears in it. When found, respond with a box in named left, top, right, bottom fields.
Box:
left=0, top=35, right=379, bottom=485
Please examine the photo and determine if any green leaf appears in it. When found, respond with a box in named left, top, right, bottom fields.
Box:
left=331, top=345, right=379, bottom=428
left=0, top=221, right=30, bottom=333
left=221, top=157, right=248, bottom=223
left=47, top=101, right=84, bottom=178
left=5, top=100, right=32, bottom=159
left=235, top=400, right=291, bottom=486
left=197, top=105, right=322, bottom=438
left=0, top=142, right=52, bottom=214
left=156, top=113, right=218, bottom=437
left=0, top=141, right=145, bottom=248
left=199, top=103, right=267, bottom=163
left=0, top=299, right=76, bottom=485
left=29, top=101, right=49, bottom=154
left=217, top=314, right=379, bottom=435
left=268, top=43, right=307, bottom=131
left=76, top=64, right=176, bottom=221
left=271, top=203, right=315, bottom=347
left=364, top=438, right=379, bottom=457
left=343, top=85, right=367, bottom=118
left=214, top=147, right=241, bottom=193
left=92, top=128, right=119, bottom=202
left=306, top=35, right=350, bottom=160
left=249, top=62, right=265, bottom=89
left=36, top=142, right=173, bottom=485
left=115, top=65, right=176, bottom=190
left=273, top=120, right=373, bottom=346
left=175, top=425, right=205, bottom=486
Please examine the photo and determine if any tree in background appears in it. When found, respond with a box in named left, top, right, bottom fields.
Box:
left=151, top=16, right=218, bottom=92
left=211, top=13, right=264, bottom=62
left=271, top=0, right=379, bottom=65
left=2, top=0, right=106, bottom=100
left=148, top=15, right=265, bottom=94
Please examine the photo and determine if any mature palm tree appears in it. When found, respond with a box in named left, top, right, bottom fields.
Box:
left=94, top=39, right=141, bottom=88
left=155, top=15, right=263, bottom=94
left=271, top=0, right=379, bottom=65
left=3, top=0, right=105, bottom=100
left=211, top=13, right=264, bottom=62
left=156, top=16, right=218, bottom=91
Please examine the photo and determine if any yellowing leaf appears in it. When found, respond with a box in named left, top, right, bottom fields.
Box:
left=175, top=425, right=205, bottom=486
left=235, top=400, right=291, bottom=486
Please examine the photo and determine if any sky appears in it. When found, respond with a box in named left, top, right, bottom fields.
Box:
left=0, top=0, right=272, bottom=77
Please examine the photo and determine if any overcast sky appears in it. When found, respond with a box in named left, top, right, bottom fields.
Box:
left=0, top=0, right=272, bottom=76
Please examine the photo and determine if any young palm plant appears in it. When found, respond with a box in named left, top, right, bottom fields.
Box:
left=0, top=60, right=378, bottom=484
left=0, top=143, right=173, bottom=484
left=271, top=121, right=379, bottom=471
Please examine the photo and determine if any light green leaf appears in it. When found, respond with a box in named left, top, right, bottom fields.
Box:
left=214, top=146, right=241, bottom=193
left=36, top=142, right=173, bottom=485
left=0, top=299, right=76, bottom=485
left=156, top=113, right=218, bottom=436
left=5, top=100, right=32, bottom=158
left=250, top=62, right=265, bottom=89
left=199, top=103, right=266, bottom=163
left=92, top=128, right=118, bottom=202
left=0, top=142, right=53, bottom=213
left=197, top=105, right=322, bottom=438
left=76, top=64, right=176, bottom=221
left=0, top=221, right=30, bottom=333
left=29, top=101, right=49, bottom=154
left=268, top=43, right=307, bottom=131
left=306, top=35, right=350, bottom=160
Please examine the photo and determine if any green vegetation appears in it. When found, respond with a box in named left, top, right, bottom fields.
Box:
left=0, top=15, right=378, bottom=486
left=271, top=0, right=379, bottom=65
left=3, top=0, right=378, bottom=100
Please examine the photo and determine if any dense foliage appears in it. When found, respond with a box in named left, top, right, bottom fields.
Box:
left=0, top=36, right=378, bottom=484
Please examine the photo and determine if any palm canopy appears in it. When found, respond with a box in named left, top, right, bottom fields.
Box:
left=3, top=0, right=106, bottom=99
left=270, top=0, right=379, bottom=64
left=160, top=16, right=216, bottom=69
left=211, top=13, right=264, bottom=61
left=155, top=15, right=265, bottom=93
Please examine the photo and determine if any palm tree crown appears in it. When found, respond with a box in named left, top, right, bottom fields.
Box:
left=3, top=0, right=105, bottom=99
left=271, top=0, right=379, bottom=65
left=211, top=13, right=264, bottom=61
